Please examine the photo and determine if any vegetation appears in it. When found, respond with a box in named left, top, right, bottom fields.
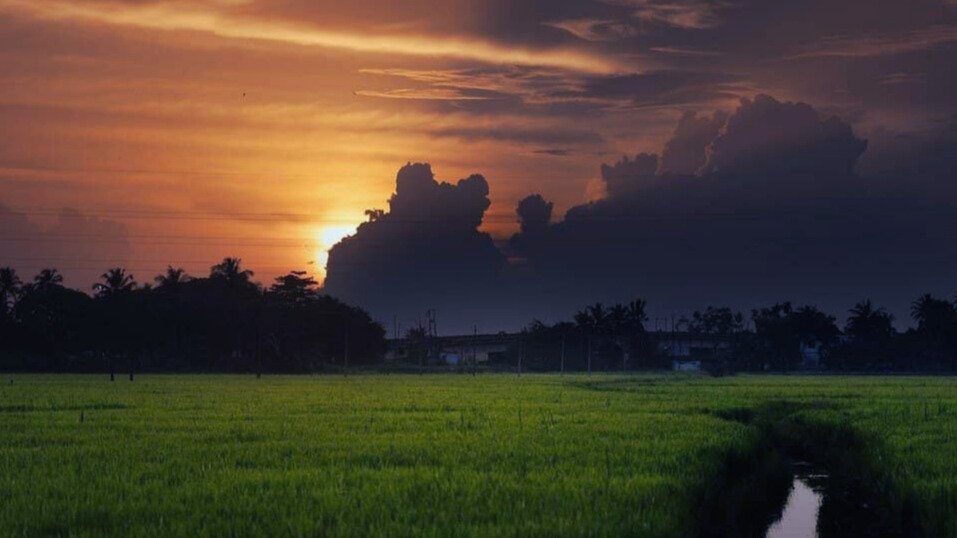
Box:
left=3, top=260, right=957, bottom=374
left=0, top=260, right=385, bottom=374
left=506, top=298, right=957, bottom=373
left=0, top=374, right=955, bottom=537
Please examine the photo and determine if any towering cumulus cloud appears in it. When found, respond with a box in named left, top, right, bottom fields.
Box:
left=510, top=95, right=957, bottom=322
left=324, top=163, right=507, bottom=330
left=326, top=95, right=957, bottom=332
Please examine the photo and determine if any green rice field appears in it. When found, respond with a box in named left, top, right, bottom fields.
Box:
left=1, top=374, right=955, bottom=537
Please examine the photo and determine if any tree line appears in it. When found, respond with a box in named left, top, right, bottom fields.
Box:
left=493, top=297, right=957, bottom=373
left=0, top=259, right=385, bottom=376
left=3, top=260, right=956, bottom=374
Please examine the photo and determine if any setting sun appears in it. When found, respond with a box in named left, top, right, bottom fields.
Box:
left=315, top=223, right=356, bottom=279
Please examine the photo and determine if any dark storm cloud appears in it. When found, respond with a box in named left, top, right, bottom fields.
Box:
left=659, top=110, right=727, bottom=174
left=702, top=94, right=868, bottom=177
left=860, top=114, right=957, bottom=190
left=599, top=152, right=658, bottom=198
left=507, top=94, right=957, bottom=324
left=324, top=95, right=957, bottom=332
left=0, top=204, right=134, bottom=290
left=323, top=163, right=513, bottom=330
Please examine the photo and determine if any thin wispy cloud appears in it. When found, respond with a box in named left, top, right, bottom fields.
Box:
left=787, top=25, right=957, bottom=59
left=0, top=0, right=622, bottom=74
left=354, top=89, right=493, bottom=101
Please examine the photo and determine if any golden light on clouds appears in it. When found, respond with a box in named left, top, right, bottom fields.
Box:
left=0, top=0, right=622, bottom=74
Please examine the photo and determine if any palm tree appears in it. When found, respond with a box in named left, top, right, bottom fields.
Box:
left=93, top=268, right=137, bottom=299
left=210, top=257, right=254, bottom=287
left=911, top=294, right=956, bottom=332
left=154, top=266, right=189, bottom=290
left=32, top=268, right=63, bottom=290
left=844, top=299, right=895, bottom=367
left=0, top=267, right=21, bottom=316
left=847, top=300, right=892, bottom=337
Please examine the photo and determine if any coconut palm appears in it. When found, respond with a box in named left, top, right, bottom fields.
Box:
left=911, top=294, right=956, bottom=331
left=154, top=266, right=189, bottom=290
left=32, top=268, right=63, bottom=290
left=210, top=257, right=254, bottom=288
left=93, top=268, right=137, bottom=299
left=847, top=300, right=893, bottom=340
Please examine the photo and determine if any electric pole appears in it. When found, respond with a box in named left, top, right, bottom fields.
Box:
left=560, top=332, right=566, bottom=375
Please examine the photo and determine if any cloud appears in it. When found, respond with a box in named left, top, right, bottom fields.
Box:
left=355, top=88, right=494, bottom=101
left=359, top=66, right=746, bottom=116
left=286, top=94, right=957, bottom=331
left=659, top=110, right=727, bottom=174
left=571, top=70, right=743, bottom=108
left=0, top=0, right=622, bottom=73
left=0, top=204, right=134, bottom=290
left=623, top=0, right=728, bottom=30
left=533, top=148, right=573, bottom=156
left=507, top=94, right=957, bottom=323
left=515, top=194, right=553, bottom=234
left=323, top=163, right=509, bottom=329
left=787, top=25, right=957, bottom=59
left=550, top=0, right=731, bottom=39
left=600, top=153, right=659, bottom=197
left=703, top=94, right=868, bottom=177
left=545, top=19, right=641, bottom=42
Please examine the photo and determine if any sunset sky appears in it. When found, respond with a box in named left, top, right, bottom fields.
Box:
left=2, top=0, right=956, bottom=330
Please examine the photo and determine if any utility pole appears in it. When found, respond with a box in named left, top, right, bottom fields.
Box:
left=343, top=317, right=349, bottom=375
left=560, top=332, right=566, bottom=375
left=587, top=337, right=592, bottom=375
left=471, top=325, right=478, bottom=376
left=517, top=331, right=524, bottom=376
left=426, top=309, right=437, bottom=367
left=256, top=331, right=262, bottom=379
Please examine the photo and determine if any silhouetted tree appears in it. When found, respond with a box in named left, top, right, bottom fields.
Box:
left=15, top=269, right=92, bottom=370
left=210, top=257, right=255, bottom=289
left=0, top=261, right=388, bottom=374
left=832, top=300, right=896, bottom=370
left=572, top=300, right=651, bottom=371
left=33, top=268, right=64, bottom=289
left=681, top=306, right=745, bottom=372
left=908, top=294, right=957, bottom=369
left=750, top=303, right=839, bottom=370
left=93, top=268, right=137, bottom=299
left=154, top=266, right=189, bottom=290
left=269, top=271, right=318, bottom=305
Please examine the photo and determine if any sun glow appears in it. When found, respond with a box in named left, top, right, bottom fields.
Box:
left=315, top=224, right=356, bottom=282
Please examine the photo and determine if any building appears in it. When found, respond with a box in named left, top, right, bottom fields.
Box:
left=385, top=332, right=520, bottom=365
left=655, top=332, right=733, bottom=371
left=386, top=330, right=735, bottom=369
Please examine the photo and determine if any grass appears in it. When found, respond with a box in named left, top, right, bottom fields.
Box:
left=0, top=374, right=955, bottom=537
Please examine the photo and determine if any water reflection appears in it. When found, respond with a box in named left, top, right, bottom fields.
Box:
left=766, top=463, right=825, bottom=538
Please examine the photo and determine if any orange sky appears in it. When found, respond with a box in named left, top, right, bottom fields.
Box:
left=1, top=0, right=954, bottom=289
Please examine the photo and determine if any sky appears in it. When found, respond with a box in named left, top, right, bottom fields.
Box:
left=1, top=0, right=956, bottom=333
